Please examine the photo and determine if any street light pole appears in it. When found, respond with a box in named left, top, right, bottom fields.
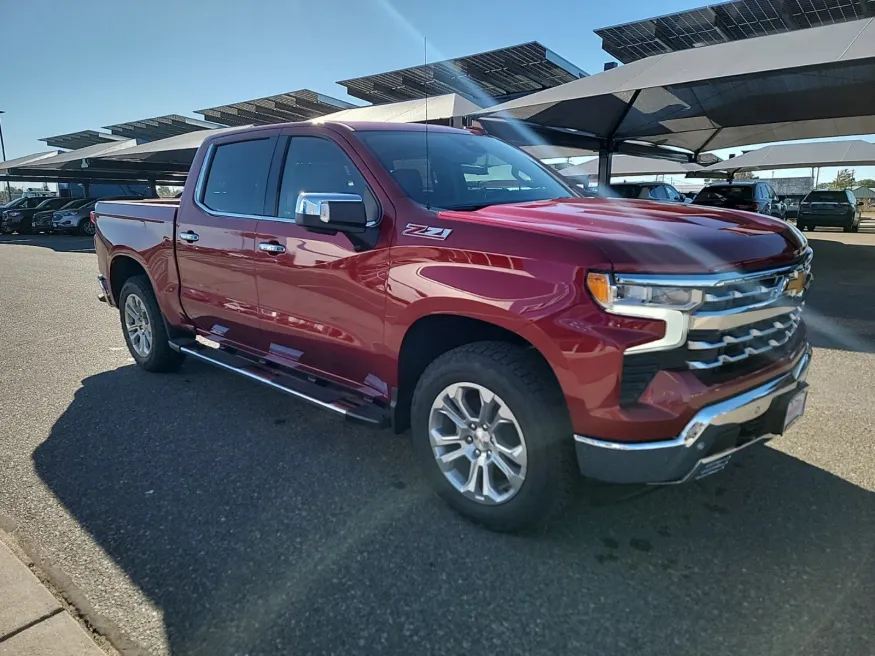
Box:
left=0, top=111, right=11, bottom=202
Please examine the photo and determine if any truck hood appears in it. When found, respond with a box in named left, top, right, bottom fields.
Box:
left=439, top=198, right=807, bottom=273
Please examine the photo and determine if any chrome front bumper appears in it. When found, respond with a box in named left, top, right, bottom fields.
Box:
left=574, top=346, right=812, bottom=484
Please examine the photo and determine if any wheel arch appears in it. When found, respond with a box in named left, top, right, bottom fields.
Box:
left=391, top=312, right=565, bottom=434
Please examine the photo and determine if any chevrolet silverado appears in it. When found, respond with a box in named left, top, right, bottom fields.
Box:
left=93, top=122, right=812, bottom=531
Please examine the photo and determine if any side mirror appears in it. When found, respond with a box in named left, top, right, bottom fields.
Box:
left=295, top=193, right=367, bottom=234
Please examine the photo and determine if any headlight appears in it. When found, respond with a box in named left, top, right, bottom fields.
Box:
left=586, top=272, right=702, bottom=312
left=586, top=272, right=703, bottom=354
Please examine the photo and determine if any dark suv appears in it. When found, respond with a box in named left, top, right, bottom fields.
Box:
left=693, top=182, right=785, bottom=218
left=796, top=189, right=862, bottom=232
left=611, top=182, right=688, bottom=203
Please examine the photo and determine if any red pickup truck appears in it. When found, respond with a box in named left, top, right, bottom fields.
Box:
left=94, top=122, right=812, bottom=531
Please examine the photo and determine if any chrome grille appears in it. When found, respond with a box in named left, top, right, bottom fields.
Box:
left=684, top=254, right=810, bottom=373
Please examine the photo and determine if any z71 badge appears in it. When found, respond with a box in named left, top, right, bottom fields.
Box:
left=402, top=224, right=453, bottom=241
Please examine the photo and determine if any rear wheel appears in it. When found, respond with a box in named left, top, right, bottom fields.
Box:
left=411, top=341, right=575, bottom=532
left=119, top=275, right=185, bottom=373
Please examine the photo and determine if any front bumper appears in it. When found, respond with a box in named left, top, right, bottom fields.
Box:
left=574, top=345, right=811, bottom=484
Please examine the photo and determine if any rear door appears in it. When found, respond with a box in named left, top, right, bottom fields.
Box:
left=251, top=128, right=393, bottom=397
left=175, top=130, right=279, bottom=352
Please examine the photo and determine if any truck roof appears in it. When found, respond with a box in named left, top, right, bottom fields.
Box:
left=200, top=121, right=467, bottom=145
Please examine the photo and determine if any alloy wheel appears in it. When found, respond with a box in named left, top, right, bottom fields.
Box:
left=124, top=293, right=153, bottom=358
left=428, top=382, right=528, bottom=505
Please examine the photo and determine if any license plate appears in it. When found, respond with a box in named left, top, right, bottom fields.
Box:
left=783, top=390, right=807, bottom=432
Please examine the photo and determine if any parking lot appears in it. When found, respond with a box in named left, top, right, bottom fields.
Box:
left=1, top=228, right=874, bottom=656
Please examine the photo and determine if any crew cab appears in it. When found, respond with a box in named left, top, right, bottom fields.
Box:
left=94, top=122, right=812, bottom=531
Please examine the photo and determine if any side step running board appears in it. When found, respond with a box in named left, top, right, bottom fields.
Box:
left=169, top=339, right=389, bottom=427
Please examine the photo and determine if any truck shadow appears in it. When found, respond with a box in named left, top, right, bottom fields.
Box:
left=33, top=363, right=875, bottom=656
left=0, top=234, right=95, bottom=253
left=805, top=236, right=875, bottom=353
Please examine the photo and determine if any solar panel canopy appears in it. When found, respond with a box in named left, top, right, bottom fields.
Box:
left=40, top=130, right=128, bottom=150
left=104, top=114, right=220, bottom=141
left=338, top=42, right=586, bottom=105
left=597, top=0, right=875, bottom=63
left=196, top=90, right=356, bottom=127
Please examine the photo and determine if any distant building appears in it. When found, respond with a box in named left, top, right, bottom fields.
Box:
left=767, top=176, right=815, bottom=198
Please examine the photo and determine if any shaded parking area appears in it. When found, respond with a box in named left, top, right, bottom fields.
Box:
left=0, top=231, right=873, bottom=656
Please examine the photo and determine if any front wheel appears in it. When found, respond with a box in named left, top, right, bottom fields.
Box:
left=118, top=275, right=185, bottom=372
left=411, top=342, right=575, bottom=532
left=78, top=218, right=96, bottom=236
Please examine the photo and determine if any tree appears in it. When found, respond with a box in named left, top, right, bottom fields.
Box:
left=829, top=168, right=856, bottom=190
left=856, top=178, right=875, bottom=189
left=0, top=186, right=23, bottom=203
left=734, top=171, right=758, bottom=180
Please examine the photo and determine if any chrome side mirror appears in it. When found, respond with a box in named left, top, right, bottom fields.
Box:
left=294, top=192, right=367, bottom=234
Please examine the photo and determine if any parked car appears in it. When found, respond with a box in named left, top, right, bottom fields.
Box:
left=693, top=181, right=785, bottom=218
left=611, top=182, right=688, bottom=203
left=1, top=196, right=71, bottom=234
left=53, top=196, right=145, bottom=235
left=93, top=122, right=812, bottom=532
left=796, top=189, right=862, bottom=232
left=31, top=198, right=96, bottom=233
left=784, top=198, right=801, bottom=219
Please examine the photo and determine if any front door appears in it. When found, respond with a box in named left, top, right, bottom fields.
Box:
left=175, top=132, right=278, bottom=352
left=252, top=130, right=393, bottom=398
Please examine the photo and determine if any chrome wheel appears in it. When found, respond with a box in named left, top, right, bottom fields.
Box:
left=83, top=220, right=96, bottom=236
left=124, top=293, right=153, bottom=358
left=428, top=382, right=528, bottom=505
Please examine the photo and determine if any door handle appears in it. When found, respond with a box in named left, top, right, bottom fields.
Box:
left=178, top=231, right=199, bottom=242
left=259, top=241, right=286, bottom=254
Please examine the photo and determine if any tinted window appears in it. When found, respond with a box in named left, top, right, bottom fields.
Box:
left=357, top=130, right=572, bottom=211
left=202, top=139, right=274, bottom=215
left=276, top=137, right=377, bottom=222
left=695, top=186, right=754, bottom=202
left=25, top=197, right=47, bottom=208
left=39, top=197, right=68, bottom=209
left=612, top=184, right=649, bottom=199
left=804, top=191, right=849, bottom=202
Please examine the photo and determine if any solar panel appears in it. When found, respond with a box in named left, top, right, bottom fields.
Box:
left=104, top=115, right=220, bottom=141
left=338, top=42, right=587, bottom=105
left=39, top=130, right=128, bottom=150
left=596, top=0, right=875, bottom=63
left=196, top=90, right=356, bottom=127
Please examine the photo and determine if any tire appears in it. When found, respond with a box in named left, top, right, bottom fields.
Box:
left=851, top=219, right=860, bottom=233
left=843, top=223, right=853, bottom=233
left=411, top=341, right=575, bottom=532
left=118, top=275, right=185, bottom=373
left=78, top=218, right=95, bottom=236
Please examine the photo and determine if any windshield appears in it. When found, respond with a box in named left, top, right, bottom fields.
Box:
left=805, top=191, right=848, bottom=202
left=695, top=185, right=754, bottom=202
left=356, top=130, right=574, bottom=211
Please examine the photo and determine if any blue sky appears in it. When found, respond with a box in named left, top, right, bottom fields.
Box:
left=3, top=0, right=873, bottom=182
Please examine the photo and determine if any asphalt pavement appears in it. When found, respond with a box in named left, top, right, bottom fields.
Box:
left=1, top=229, right=873, bottom=656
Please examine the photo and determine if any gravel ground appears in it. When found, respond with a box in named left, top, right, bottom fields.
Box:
left=1, top=230, right=873, bottom=656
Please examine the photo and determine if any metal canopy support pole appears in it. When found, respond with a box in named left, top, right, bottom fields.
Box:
left=150, top=181, right=158, bottom=198
left=83, top=181, right=91, bottom=197
left=597, top=146, right=614, bottom=192
left=0, top=111, right=11, bottom=202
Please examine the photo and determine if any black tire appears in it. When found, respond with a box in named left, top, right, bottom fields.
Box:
left=118, top=275, right=185, bottom=373
left=843, top=223, right=853, bottom=233
left=851, top=220, right=860, bottom=233
left=411, top=341, right=575, bottom=532
left=78, top=218, right=95, bottom=236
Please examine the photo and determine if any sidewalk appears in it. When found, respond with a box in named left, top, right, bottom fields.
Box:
left=0, top=541, right=105, bottom=655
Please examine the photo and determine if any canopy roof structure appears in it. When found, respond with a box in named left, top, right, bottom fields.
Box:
left=476, top=19, right=875, bottom=160
left=104, top=114, right=219, bottom=141
left=40, top=130, right=127, bottom=150
left=597, top=0, right=875, bottom=64
left=316, top=94, right=481, bottom=125
left=97, top=125, right=249, bottom=167
left=338, top=42, right=586, bottom=105
left=196, top=90, right=355, bottom=127
left=521, top=145, right=596, bottom=160
left=0, top=150, right=62, bottom=173
left=561, top=155, right=706, bottom=177
left=25, top=140, right=139, bottom=171
left=705, top=139, right=875, bottom=173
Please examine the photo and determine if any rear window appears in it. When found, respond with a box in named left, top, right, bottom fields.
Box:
left=696, top=186, right=754, bottom=202
left=804, top=191, right=848, bottom=203
left=201, top=139, right=274, bottom=215
left=612, top=184, right=651, bottom=199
